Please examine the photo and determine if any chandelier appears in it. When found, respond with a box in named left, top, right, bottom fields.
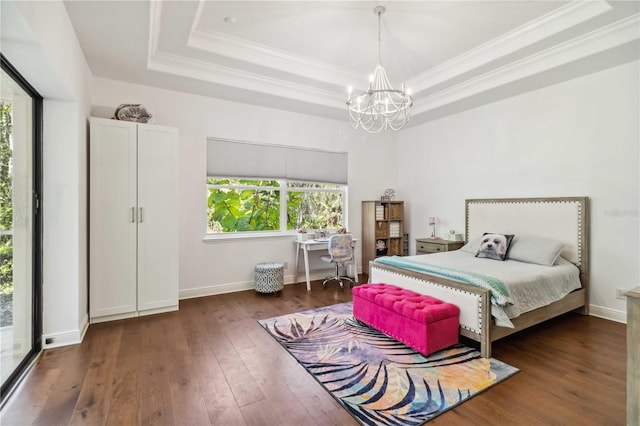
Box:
left=347, top=6, right=413, bottom=133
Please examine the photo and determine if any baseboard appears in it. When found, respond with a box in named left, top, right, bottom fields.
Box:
left=179, top=271, right=334, bottom=300
left=179, top=281, right=253, bottom=299
left=90, top=305, right=180, bottom=324
left=589, top=303, right=626, bottom=324
left=43, top=313, right=89, bottom=349
left=36, top=297, right=624, bottom=349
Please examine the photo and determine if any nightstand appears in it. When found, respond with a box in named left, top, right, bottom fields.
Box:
left=415, top=238, right=465, bottom=254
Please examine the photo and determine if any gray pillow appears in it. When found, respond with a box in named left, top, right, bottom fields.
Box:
left=507, top=236, right=564, bottom=266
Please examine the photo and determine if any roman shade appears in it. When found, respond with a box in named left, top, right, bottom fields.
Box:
left=207, top=138, right=348, bottom=184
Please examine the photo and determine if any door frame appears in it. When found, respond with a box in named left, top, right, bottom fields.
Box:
left=0, top=53, right=43, bottom=406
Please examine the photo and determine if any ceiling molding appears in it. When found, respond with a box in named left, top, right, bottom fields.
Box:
left=147, top=0, right=344, bottom=108
left=188, top=28, right=360, bottom=88
left=179, top=1, right=613, bottom=97
left=147, top=0, right=163, bottom=65
left=407, top=0, right=612, bottom=94
left=142, top=0, right=637, bottom=122
left=413, top=13, right=640, bottom=115
left=147, top=50, right=344, bottom=109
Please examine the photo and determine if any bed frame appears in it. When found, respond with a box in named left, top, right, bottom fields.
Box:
left=368, top=196, right=589, bottom=358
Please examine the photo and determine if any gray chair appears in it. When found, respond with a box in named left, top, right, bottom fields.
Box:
left=320, top=234, right=355, bottom=290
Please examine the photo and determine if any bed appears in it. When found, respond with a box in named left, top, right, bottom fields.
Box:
left=368, top=196, right=589, bottom=358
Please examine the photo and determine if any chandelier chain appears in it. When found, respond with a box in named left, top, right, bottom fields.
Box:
left=377, top=8, right=382, bottom=65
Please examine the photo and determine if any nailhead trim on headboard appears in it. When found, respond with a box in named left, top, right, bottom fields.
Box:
left=465, top=197, right=587, bottom=269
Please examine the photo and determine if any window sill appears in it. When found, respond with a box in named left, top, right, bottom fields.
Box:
left=203, top=232, right=297, bottom=243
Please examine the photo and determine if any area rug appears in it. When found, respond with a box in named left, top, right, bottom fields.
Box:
left=258, top=302, right=518, bottom=426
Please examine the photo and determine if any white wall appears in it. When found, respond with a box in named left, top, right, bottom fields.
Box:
left=91, top=78, right=398, bottom=298
left=1, top=0, right=93, bottom=347
left=398, top=60, right=639, bottom=322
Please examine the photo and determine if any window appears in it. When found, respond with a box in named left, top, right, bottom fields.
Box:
left=206, top=138, right=348, bottom=237
left=287, top=181, right=345, bottom=230
left=206, top=178, right=346, bottom=235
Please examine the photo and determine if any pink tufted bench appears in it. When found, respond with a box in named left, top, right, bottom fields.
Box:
left=352, top=283, right=460, bottom=355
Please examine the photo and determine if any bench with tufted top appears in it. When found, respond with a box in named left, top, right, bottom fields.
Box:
left=352, top=283, right=460, bottom=355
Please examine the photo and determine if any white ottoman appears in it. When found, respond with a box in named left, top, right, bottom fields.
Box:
left=255, top=262, right=284, bottom=294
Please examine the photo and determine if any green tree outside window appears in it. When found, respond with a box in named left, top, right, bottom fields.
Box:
left=207, top=179, right=344, bottom=234
left=0, top=102, right=14, bottom=320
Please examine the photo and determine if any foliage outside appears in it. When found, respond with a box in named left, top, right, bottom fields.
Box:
left=207, top=179, right=282, bottom=232
left=0, top=102, right=13, bottom=298
left=207, top=179, right=344, bottom=233
left=290, top=182, right=343, bottom=230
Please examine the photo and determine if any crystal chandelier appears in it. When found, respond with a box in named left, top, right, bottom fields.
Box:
left=347, top=6, right=413, bottom=133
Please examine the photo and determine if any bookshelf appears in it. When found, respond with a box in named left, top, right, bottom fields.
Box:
left=362, top=200, right=405, bottom=275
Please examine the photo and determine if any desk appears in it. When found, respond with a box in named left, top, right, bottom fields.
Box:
left=294, top=239, right=358, bottom=291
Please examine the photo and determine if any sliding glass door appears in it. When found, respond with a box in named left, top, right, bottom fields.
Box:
left=0, top=55, right=42, bottom=403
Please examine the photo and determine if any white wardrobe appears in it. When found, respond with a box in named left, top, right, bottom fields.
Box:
left=89, top=117, right=178, bottom=323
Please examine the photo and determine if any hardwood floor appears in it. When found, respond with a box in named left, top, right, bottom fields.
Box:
left=1, top=280, right=626, bottom=426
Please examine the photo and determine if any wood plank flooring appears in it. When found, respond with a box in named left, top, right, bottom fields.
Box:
left=1, top=280, right=627, bottom=425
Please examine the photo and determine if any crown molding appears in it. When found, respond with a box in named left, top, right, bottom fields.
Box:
left=407, top=0, right=612, bottom=94
left=413, top=13, right=640, bottom=115
left=147, top=50, right=344, bottom=109
left=181, top=1, right=612, bottom=98
left=150, top=0, right=357, bottom=97
left=148, top=0, right=345, bottom=108
left=147, top=0, right=163, bottom=65
left=188, top=27, right=361, bottom=88
left=187, top=0, right=359, bottom=88
left=146, top=0, right=637, bottom=122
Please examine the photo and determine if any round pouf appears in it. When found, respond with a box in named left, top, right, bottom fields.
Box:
left=255, top=262, right=284, bottom=295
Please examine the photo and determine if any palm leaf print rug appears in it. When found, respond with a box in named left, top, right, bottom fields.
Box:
left=258, top=302, right=518, bottom=426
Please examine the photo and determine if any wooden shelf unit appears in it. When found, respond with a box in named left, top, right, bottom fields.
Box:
left=362, top=200, right=405, bottom=275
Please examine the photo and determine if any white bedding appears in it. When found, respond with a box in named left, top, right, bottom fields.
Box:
left=401, top=251, right=582, bottom=327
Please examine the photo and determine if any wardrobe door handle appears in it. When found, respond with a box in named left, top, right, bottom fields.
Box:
left=139, top=207, right=144, bottom=223
left=131, top=207, right=136, bottom=223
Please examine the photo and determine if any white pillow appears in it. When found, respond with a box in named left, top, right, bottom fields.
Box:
left=507, top=236, right=564, bottom=266
left=460, top=236, right=481, bottom=254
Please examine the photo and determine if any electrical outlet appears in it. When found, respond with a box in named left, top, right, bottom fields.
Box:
left=616, top=288, right=627, bottom=300
left=283, top=261, right=288, bottom=269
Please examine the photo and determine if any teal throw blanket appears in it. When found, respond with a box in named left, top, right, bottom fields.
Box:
left=373, top=256, right=511, bottom=306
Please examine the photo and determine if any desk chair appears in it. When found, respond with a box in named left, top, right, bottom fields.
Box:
left=320, top=234, right=355, bottom=290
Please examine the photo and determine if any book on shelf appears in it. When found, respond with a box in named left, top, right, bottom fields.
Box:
left=389, top=221, right=401, bottom=238
left=375, top=205, right=384, bottom=220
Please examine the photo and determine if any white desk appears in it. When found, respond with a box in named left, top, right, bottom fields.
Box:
left=294, top=238, right=358, bottom=291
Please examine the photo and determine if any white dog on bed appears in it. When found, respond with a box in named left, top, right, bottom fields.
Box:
left=476, top=233, right=510, bottom=261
